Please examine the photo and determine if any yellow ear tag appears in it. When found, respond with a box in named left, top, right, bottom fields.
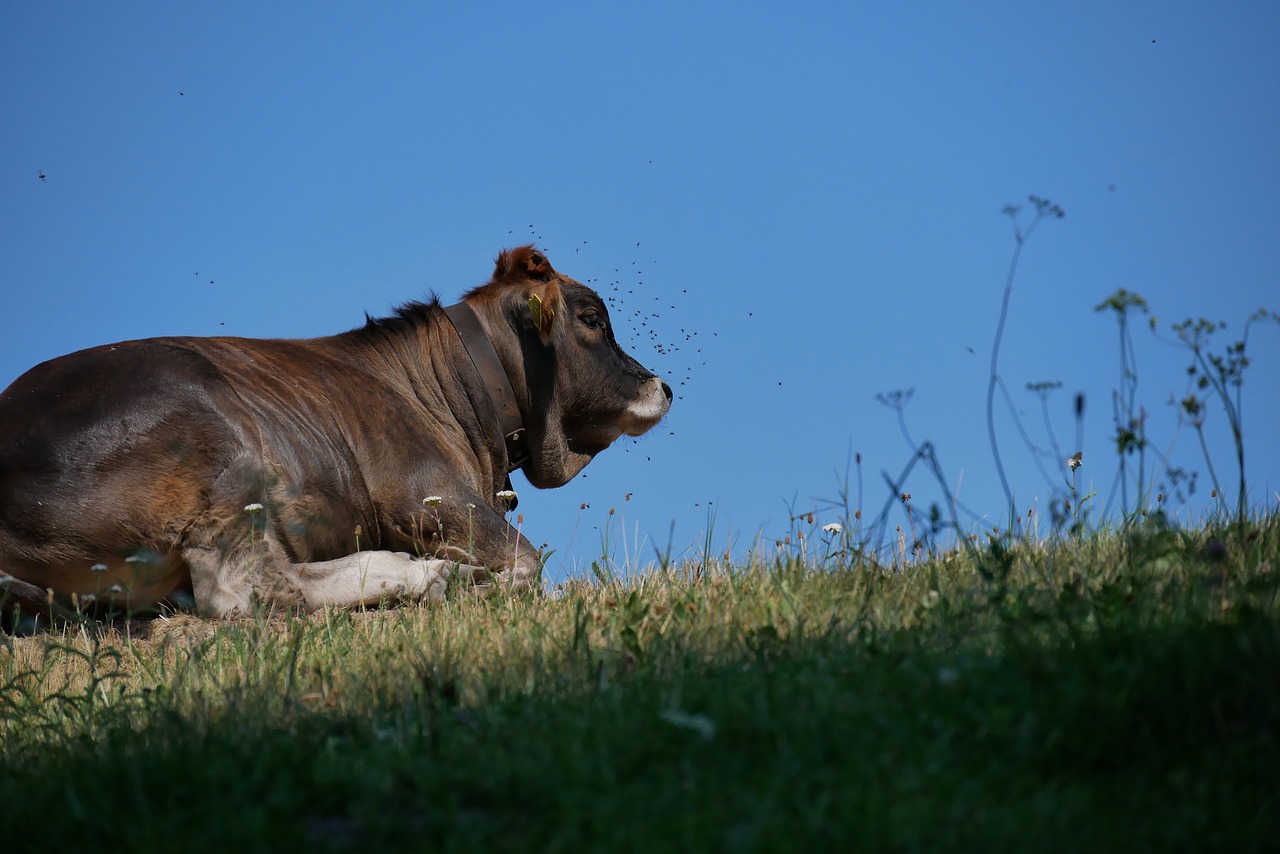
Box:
left=528, top=294, right=552, bottom=334
left=528, top=294, right=542, bottom=330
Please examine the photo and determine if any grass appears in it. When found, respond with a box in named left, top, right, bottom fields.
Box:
left=5, top=193, right=1276, bottom=849
left=3, top=513, right=1278, bottom=850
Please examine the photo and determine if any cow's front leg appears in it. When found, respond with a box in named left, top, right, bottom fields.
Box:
left=186, top=546, right=476, bottom=617
left=278, top=551, right=460, bottom=611
left=428, top=500, right=543, bottom=595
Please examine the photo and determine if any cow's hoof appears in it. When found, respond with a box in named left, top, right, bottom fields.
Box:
left=449, top=562, right=489, bottom=585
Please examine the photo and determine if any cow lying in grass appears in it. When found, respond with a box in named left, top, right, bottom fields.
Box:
left=0, top=246, right=671, bottom=623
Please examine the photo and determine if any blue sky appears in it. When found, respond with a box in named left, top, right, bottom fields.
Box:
left=3, top=2, right=1278, bottom=582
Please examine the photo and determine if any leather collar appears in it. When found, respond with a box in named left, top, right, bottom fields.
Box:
left=442, top=302, right=529, bottom=473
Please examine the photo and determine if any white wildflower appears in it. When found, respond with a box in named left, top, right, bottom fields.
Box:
left=90, top=562, right=109, bottom=573
left=244, top=502, right=264, bottom=514
left=422, top=496, right=443, bottom=507
left=496, top=489, right=518, bottom=504
left=822, top=522, right=843, bottom=535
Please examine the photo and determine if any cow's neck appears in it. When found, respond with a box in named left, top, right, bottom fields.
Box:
left=441, top=302, right=529, bottom=473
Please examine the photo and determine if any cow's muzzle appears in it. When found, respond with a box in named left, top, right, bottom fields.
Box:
left=619, top=376, right=672, bottom=437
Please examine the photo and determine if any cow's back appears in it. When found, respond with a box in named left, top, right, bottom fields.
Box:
left=0, top=338, right=260, bottom=566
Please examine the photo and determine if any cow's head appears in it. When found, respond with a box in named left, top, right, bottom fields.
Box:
left=467, top=246, right=672, bottom=488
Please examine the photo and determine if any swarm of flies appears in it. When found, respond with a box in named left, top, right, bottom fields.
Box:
left=598, top=248, right=704, bottom=408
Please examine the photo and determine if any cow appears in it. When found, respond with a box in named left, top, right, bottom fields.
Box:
left=0, top=246, right=671, bottom=624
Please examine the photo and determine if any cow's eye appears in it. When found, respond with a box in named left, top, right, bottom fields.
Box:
left=581, top=312, right=605, bottom=331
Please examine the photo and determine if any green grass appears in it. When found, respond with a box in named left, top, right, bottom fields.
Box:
left=3, top=514, right=1278, bottom=851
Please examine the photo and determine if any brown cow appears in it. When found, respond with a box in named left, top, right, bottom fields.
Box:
left=0, top=246, right=671, bottom=624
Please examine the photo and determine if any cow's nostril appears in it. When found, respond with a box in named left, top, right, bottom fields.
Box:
left=661, top=382, right=673, bottom=403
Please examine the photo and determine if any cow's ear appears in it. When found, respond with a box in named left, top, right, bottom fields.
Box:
left=494, top=245, right=556, bottom=283
left=524, top=250, right=555, bottom=281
